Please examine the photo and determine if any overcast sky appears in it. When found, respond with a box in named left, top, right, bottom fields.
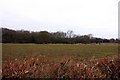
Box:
left=0, top=0, right=119, bottom=39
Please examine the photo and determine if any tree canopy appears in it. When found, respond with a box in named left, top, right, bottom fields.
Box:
left=1, top=28, right=118, bottom=44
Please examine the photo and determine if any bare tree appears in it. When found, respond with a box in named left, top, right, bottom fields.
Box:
left=66, top=30, right=74, bottom=38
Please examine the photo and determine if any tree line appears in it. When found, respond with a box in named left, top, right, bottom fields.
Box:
left=1, top=28, right=119, bottom=44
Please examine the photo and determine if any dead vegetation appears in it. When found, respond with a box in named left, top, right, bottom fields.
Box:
left=2, top=55, right=120, bottom=79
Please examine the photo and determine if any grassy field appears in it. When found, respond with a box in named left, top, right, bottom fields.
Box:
left=2, top=43, right=120, bottom=79
left=2, top=43, right=118, bottom=61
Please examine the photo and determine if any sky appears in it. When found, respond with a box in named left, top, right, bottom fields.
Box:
left=0, top=0, right=119, bottom=39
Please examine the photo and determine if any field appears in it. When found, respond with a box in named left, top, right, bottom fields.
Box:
left=2, top=43, right=118, bottom=61
left=2, top=43, right=120, bottom=79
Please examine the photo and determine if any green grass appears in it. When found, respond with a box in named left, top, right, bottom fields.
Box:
left=2, top=43, right=118, bottom=61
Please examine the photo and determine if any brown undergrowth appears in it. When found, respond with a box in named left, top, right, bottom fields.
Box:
left=2, top=55, right=120, bottom=79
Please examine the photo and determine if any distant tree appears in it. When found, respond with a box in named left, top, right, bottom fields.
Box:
left=95, top=38, right=103, bottom=44
left=53, top=31, right=66, bottom=38
left=31, top=31, right=51, bottom=44
left=103, top=39, right=110, bottom=43
left=2, top=28, right=117, bottom=44
left=2, top=28, right=16, bottom=43
left=66, top=30, right=74, bottom=38
left=87, top=34, right=93, bottom=39
left=39, top=31, right=51, bottom=44
left=51, top=31, right=67, bottom=43
left=110, top=38, right=115, bottom=43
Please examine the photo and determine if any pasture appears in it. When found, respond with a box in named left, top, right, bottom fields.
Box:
left=2, top=43, right=118, bottom=61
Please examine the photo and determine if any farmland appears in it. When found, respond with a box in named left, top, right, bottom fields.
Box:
left=2, top=43, right=118, bottom=61
left=2, top=43, right=120, bottom=79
